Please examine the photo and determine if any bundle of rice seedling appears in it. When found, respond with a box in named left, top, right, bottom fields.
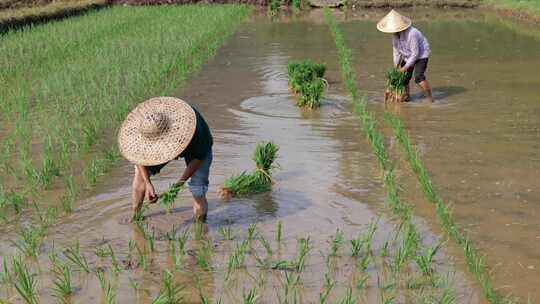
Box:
left=288, top=61, right=326, bottom=108
left=220, top=142, right=278, bottom=199
left=158, top=183, right=183, bottom=213
left=384, top=68, right=409, bottom=103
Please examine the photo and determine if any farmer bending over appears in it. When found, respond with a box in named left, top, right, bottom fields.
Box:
left=377, top=10, right=433, bottom=103
left=118, top=97, right=213, bottom=222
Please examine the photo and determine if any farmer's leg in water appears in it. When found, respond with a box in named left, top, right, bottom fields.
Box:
left=399, top=61, right=413, bottom=101
left=413, top=58, right=432, bottom=103
left=180, top=150, right=212, bottom=221
left=131, top=165, right=157, bottom=218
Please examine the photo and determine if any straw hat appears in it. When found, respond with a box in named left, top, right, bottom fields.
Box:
left=118, top=97, right=197, bottom=166
left=376, top=9, right=412, bottom=33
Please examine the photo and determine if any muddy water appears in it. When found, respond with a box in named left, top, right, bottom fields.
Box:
left=337, top=9, right=540, bottom=300
left=3, top=8, right=538, bottom=303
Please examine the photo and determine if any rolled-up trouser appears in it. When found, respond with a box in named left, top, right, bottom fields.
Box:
left=401, top=57, right=429, bottom=85
left=184, top=149, right=212, bottom=197
left=145, top=148, right=213, bottom=197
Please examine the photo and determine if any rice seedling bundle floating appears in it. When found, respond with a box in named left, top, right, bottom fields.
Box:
left=287, top=61, right=327, bottom=108
left=221, top=142, right=278, bottom=199
left=384, top=67, right=409, bottom=103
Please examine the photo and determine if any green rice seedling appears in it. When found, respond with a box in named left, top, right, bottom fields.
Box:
left=95, top=244, right=110, bottom=258
left=294, top=237, right=311, bottom=272
left=154, top=270, right=184, bottom=304
left=11, top=256, right=39, bottom=304
left=276, top=220, right=283, bottom=245
left=440, top=287, right=456, bottom=304
left=0, top=257, right=12, bottom=284
left=243, top=288, right=259, bottom=304
left=177, top=229, right=189, bottom=256
left=258, top=235, right=273, bottom=257
left=61, top=174, right=76, bottom=214
left=330, top=229, right=344, bottom=257
left=385, top=113, right=507, bottom=303
left=193, top=221, right=205, bottom=241
left=247, top=224, right=258, bottom=243
left=269, top=0, right=280, bottom=15
left=51, top=262, right=74, bottom=302
left=384, top=68, right=409, bottom=103
left=381, top=241, right=390, bottom=258
left=338, top=288, right=355, bottom=304
left=104, top=281, right=116, bottom=304
left=319, top=273, right=335, bottom=304
left=292, top=0, right=301, bottom=10
left=6, top=191, right=25, bottom=214
left=129, top=277, right=140, bottom=293
left=350, top=236, right=363, bottom=257
left=64, top=241, right=90, bottom=273
left=356, top=274, right=369, bottom=290
left=108, top=244, right=122, bottom=273
left=136, top=244, right=147, bottom=270
left=226, top=240, right=249, bottom=278
left=221, top=142, right=278, bottom=198
left=287, top=61, right=327, bottom=109
left=359, top=254, right=371, bottom=272
left=416, top=242, right=443, bottom=277
left=14, top=226, right=43, bottom=258
left=196, top=240, right=214, bottom=271
left=158, top=183, right=184, bottom=213
left=219, top=226, right=235, bottom=241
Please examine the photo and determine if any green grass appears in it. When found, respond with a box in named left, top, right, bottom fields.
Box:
left=486, top=0, right=540, bottom=17
left=222, top=142, right=279, bottom=197
left=0, top=4, right=251, bottom=227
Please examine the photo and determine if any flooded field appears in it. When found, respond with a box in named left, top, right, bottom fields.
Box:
left=1, top=6, right=539, bottom=304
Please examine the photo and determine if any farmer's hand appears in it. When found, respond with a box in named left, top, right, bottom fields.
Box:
left=145, top=182, right=158, bottom=203
left=173, top=180, right=186, bottom=188
left=398, top=66, right=407, bottom=73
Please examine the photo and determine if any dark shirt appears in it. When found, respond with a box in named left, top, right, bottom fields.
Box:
left=179, top=106, right=213, bottom=160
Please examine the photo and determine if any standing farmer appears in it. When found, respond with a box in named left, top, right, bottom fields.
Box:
left=118, top=97, right=213, bottom=222
left=377, top=10, right=433, bottom=103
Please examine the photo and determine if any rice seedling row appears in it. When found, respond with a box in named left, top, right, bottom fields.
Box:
left=324, top=9, right=462, bottom=302
left=0, top=5, right=251, bottom=227
left=324, top=9, right=524, bottom=304
left=0, top=219, right=459, bottom=303
left=384, top=113, right=520, bottom=303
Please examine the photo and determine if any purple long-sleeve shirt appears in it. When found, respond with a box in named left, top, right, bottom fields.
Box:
left=392, top=26, right=430, bottom=69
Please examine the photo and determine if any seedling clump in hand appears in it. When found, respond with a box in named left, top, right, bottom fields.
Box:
left=384, top=68, right=408, bottom=103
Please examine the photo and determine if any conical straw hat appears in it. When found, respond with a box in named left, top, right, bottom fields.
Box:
left=118, top=97, right=197, bottom=166
left=376, top=9, right=412, bottom=33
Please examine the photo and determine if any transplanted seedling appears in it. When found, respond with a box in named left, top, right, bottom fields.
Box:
left=11, top=256, right=39, bottom=304
left=153, top=270, right=184, bottom=304
left=51, top=262, right=74, bottom=302
left=64, top=241, right=90, bottom=273
left=221, top=142, right=278, bottom=198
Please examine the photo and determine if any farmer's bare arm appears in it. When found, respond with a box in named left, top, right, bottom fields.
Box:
left=136, top=165, right=157, bottom=201
left=177, top=159, right=203, bottom=185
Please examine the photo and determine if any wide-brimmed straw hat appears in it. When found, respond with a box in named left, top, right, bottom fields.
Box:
left=376, top=9, right=412, bottom=33
left=118, top=97, right=197, bottom=166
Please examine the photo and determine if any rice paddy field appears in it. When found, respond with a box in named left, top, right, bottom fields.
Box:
left=1, top=4, right=540, bottom=304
